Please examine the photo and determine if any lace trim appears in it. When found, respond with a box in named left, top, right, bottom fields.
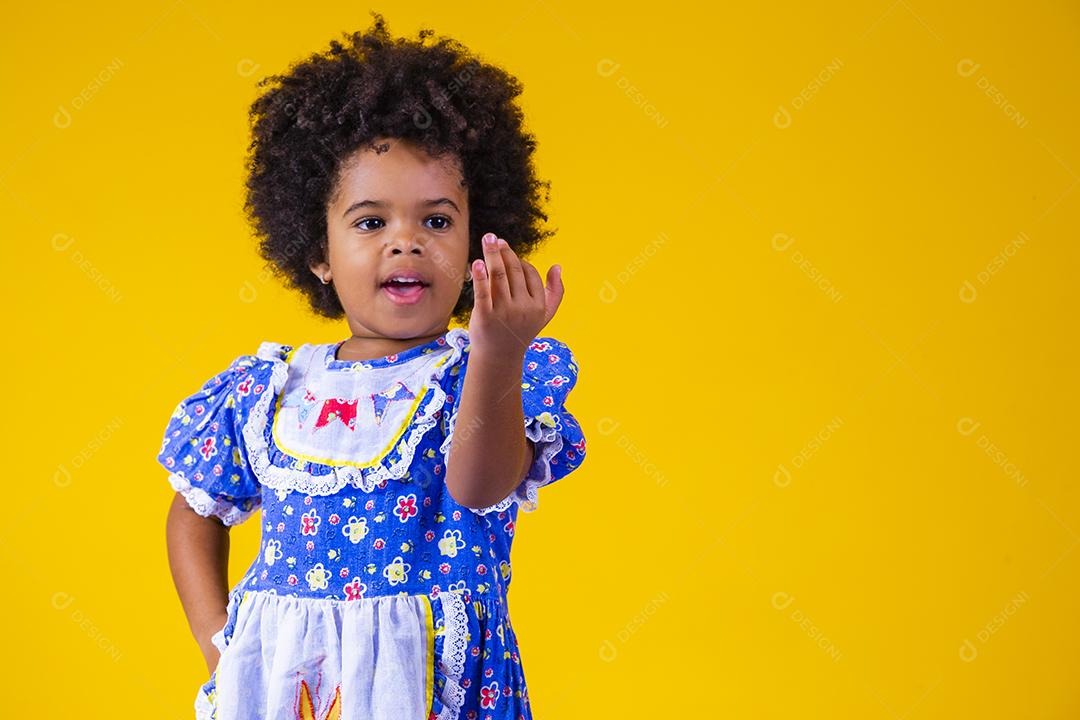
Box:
left=167, top=471, right=259, bottom=527
left=243, top=332, right=469, bottom=497
left=475, top=420, right=564, bottom=514
left=441, top=411, right=564, bottom=515
left=435, top=591, right=469, bottom=719
left=194, top=684, right=215, bottom=719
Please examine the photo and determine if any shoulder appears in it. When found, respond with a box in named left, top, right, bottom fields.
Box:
left=226, top=341, right=297, bottom=408
left=519, top=335, right=581, bottom=408
left=524, top=336, right=579, bottom=378
left=230, top=340, right=295, bottom=374
left=255, top=341, right=294, bottom=363
left=174, top=341, right=296, bottom=413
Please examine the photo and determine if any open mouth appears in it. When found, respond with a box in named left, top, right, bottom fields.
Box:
left=381, top=278, right=428, bottom=304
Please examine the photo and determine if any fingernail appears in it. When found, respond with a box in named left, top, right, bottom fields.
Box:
left=474, top=259, right=485, bottom=271
left=483, top=233, right=496, bottom=245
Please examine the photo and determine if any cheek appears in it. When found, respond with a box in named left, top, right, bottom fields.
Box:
left=329, top=237, right=377, bottom=275
left=451, top=232, right=472, bottom=268
left=429, top=241, right=471, bottom=283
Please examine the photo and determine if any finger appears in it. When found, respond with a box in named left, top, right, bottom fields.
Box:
left=543, top=264, right=564, bottom=328
left=497, top=238, right=528, bottom=299
left=481, top=232, right=510, bottom=302
left=471, top=258, right=491, bottom=311
left=521, top=258, right=544, bottom=301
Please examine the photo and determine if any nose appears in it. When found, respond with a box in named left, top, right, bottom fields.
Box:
left=385, top=227, right=425, bottom=255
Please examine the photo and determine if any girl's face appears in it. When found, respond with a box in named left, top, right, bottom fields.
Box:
left=314, top=137, right=471, bottom=342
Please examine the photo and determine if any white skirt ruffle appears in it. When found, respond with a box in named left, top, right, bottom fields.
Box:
left=196, top=589, right=468, bottom=720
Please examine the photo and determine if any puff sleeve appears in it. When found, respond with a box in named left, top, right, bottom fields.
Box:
left=156, top=355, right=265, bottom=526
left=444, top=336, right=586, bottom=515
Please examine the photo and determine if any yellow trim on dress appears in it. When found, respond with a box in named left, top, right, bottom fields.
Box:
left=422, top=594, right=436, bottom=718
left=269, top=347, right=455, bottom=469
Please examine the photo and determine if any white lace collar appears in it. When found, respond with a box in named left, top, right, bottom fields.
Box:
left=243, top=327, right=469, bottom=496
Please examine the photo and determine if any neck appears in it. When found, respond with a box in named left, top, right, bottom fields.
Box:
left=336, top=329, right=448, bottom=362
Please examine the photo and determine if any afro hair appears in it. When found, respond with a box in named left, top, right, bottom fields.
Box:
left=243, top=11, right=555, bottom=323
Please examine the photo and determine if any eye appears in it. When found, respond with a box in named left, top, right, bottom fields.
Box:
left=425, top=215, right=453, bottom=231
left=353, top=216, right=452, bottom=232
left=354, top=217, right=384, bottom=231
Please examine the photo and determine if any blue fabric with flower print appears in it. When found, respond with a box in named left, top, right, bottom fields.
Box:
left=157, top=328, right=586, bottom=720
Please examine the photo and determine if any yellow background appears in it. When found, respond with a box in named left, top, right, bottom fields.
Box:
left=4, top=1, right=1078, bottom=717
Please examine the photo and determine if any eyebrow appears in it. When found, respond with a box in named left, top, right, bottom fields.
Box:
left=342, top=197, right=461, bottom=219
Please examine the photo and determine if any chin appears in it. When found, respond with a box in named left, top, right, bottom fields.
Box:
left=362, top=314, right=453, bottom=337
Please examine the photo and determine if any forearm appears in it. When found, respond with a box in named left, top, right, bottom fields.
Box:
left=445, top=350, right=534, bottom=509
left=165, top=493, right=231, bottom=656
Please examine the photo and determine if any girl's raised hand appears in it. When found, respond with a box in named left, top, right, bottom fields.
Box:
left=468, top=232, right=563, bottom=359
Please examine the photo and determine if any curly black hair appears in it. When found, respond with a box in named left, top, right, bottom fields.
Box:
left=243, top=11, right=555, bottom=323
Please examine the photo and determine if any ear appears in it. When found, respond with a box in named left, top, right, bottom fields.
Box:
left=310, top=261, right=330, bottom=283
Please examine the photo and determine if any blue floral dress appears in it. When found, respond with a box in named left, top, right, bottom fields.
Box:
left=156, top=328, right=586, bottom=720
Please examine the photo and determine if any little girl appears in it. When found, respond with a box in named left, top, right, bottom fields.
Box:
left=159, top=13, right=586, bottom=720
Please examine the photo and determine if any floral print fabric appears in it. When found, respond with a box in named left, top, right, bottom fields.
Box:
left=157, top=328, right=586, bottom=719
